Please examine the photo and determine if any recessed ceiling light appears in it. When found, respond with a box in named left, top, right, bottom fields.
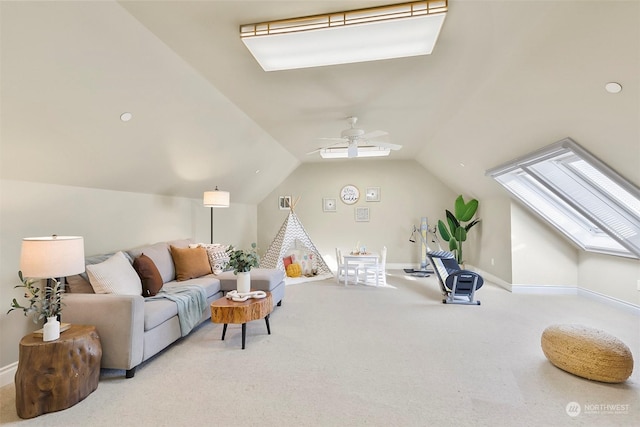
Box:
left=605, top=82, right=622, bottom=94
left=120, top=112, right=133, bottom=122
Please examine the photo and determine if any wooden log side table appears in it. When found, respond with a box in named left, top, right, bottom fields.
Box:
left=210, top=292, right=272, bottom=349
left=15, top=324, right=102, bottom=419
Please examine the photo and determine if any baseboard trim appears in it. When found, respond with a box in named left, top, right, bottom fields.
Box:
left=468, top=266, right=511, bottom=291
left=0, top=362, right=17, bottom=388
left=578, top=288, right=640, bottom=315
left=512, top=284, right=640, bottom=314
left=511, top=284, right=578, bottom=295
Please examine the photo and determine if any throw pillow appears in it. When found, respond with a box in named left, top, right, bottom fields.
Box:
left=286, top=263, right=302, bottom=278
left=194, top=243, right=230, bottom=274
left=133, top=254, right=163, bottom=297
left=170, top=245, right=212, bottom=281
left=126, top=242, right=175, bottom=283
left=86, top=251, right=142, bottom=295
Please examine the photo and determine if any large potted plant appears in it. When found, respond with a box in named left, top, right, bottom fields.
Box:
left=437, top=195, right=481, bottom=265
left=8, top=271, right=64, bottom=341
left=226, top=243, right=260, bottom=293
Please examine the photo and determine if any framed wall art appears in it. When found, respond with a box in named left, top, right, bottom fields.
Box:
left=355, top=207, right=370, bottom=222
left=340, top=185, right=360, bottom=204
left=366, top=187, right=380, bottom=202
left=279, top=196, right=291, bottom=210
left=323, top=198, right=337, bottom=212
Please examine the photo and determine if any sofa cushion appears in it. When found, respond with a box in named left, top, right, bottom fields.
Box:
left=170, top=246, right=212, bottom=281
left=86, top=251, right=143, bottom=295
left=163, top=276, right=221, bottom=299
left=133, top=254, right=163, bottom=297
left=127, top=242, right=175, bottom=284
left=143, top=298, right=179, bottom=331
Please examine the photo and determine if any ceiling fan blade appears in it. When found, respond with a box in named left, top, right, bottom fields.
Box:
left=306, top=140, right=347, bottom=155
left=373, top=141, right=403, bottom=150
left=360, top=130, right=388, bottom=140
left=318, top=137, right=348, bottom=142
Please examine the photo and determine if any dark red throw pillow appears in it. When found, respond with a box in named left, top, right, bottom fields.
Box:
left=133, top=254, right=163, bottom=297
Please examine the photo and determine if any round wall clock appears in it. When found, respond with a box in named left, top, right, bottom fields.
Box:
left=340, top=185, right=360, bottom=204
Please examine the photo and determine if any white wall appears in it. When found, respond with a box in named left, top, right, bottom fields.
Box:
left=511, top=202, right=578, bottom=287
left=578, top=252, right=640, bottom=306
left=257, top=159, right=459, bottom=270
left=475, top=196, right=513, bottom=282
left=0, top=179, right=256, bottom=368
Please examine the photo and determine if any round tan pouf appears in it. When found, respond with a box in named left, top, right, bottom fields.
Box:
left=541, top=324, right=634, bottom=383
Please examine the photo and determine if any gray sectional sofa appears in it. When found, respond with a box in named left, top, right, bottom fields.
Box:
left=62, top=239, right=285, bottom=378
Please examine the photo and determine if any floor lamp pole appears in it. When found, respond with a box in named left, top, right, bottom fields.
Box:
left=210, top=207, right=214, bottom=244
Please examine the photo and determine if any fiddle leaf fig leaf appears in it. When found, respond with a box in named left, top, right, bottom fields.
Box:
left=437, top=220, right=451, bottom=242
left=454, top=227, right=467, bottom=242
left=465, top=218, right=481, bottom=232
left=455, top=195, right=479, bottom=222
left=446, top=210, right=459, bottom=234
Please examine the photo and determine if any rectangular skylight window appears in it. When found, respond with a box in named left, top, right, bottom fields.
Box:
left=486, top=138, right=640, bottom=259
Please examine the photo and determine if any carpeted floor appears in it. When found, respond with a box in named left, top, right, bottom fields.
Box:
left=1, top=271, right=638, bottom=426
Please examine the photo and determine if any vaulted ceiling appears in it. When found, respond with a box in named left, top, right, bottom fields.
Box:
left=2, top=1, right=638, bottom=204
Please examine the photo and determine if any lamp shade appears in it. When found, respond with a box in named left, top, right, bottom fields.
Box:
left=20, top=236, right=85, bottom=278
left=203, top=188, right=230, bottom=208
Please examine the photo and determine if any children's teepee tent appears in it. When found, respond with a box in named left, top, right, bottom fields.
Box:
left=260, top=204, right=332, bottom=279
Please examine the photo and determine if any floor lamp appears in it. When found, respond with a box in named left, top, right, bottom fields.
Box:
left=203, top=187, right=230, bottom=244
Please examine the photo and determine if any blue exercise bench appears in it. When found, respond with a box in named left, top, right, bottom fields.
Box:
left=427, top=251, right=483, bottom=305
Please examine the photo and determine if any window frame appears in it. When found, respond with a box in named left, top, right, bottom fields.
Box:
left=486, top=138, right=640, bottom=259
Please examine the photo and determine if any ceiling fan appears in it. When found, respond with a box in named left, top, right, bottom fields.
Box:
left=307, top=117, right=402, bottom=158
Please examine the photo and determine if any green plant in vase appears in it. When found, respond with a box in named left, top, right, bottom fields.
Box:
left=437, top=195, right=481, bottom=265
left=226, top=243, right=260, bottom=274
left=8, top=271, right=64, bottom=322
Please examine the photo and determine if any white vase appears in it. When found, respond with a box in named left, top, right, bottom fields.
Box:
left=237, top=271, right=251, bottom=294
left=43, top=316, right=60, bottom=341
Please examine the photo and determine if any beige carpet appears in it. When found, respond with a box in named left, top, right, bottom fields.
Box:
left=1, top=271, right=638, bottom=426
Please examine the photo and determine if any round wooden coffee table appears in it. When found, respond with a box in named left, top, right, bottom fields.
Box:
left=210, top=292, right=272, bottom=349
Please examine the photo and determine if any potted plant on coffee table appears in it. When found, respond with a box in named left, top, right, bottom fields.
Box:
left=226, top=243, right=260, bottom=293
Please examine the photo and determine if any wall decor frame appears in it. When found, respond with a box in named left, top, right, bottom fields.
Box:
left=340, top=184, right=360, bottom=204
left=366, top=187, right=380, bottom=202
left=323, top=198, right=337, bottom=212
left=279, top=196, right=292, bottom=210
left=355, top=207, right=370, bottom=222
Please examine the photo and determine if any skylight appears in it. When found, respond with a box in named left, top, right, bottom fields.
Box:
left=486, top=138, right=640, bottom=259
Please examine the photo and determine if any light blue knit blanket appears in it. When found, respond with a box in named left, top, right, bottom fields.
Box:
left=150, top=285, right=207, bottom=337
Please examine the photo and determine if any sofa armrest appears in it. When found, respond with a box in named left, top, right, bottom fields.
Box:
left=61, top=293, right=145, bottom=371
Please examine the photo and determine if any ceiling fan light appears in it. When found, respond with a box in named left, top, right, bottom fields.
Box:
left=240, top=1, right=448, bottom=71
left=320, top=146, right=391, bottom=159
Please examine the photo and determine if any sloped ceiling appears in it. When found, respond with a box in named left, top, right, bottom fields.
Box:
left=1, top=1, right=638, bottom=204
